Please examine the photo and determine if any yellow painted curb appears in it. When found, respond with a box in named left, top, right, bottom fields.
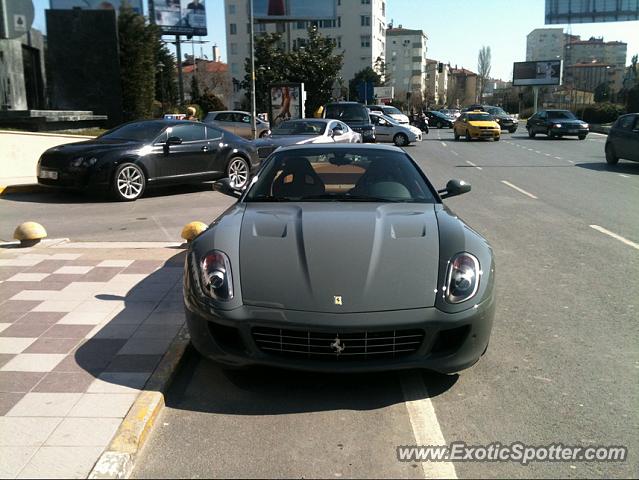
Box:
left=89, top=325, right=191, bottom=479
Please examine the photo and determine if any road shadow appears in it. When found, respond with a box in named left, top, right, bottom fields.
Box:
left=575, top=161, right=639, bottom=175
left=0, top=183, right=215, bottom=205
left=73, top=251, right=186, bottom=390
left=510, top=135, right=584, bottom=142
left=162, top=348, right=458, bottom=416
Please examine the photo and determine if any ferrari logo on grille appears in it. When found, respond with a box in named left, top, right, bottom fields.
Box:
left=330, top=337, right=346, bottom=355
left=334, top=296, right=343, bottom=306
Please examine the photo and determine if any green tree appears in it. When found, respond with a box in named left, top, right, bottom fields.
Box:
left=349, top=66, right=381, bottom=103
left=197, top=88, right=227, bottom=112
left=118, top=5, right=157, bottom=121
left=190, top=74, right=201, bottom=104
left=242, top=33, right=288, bottom=114
left=594, top=82, right=610, bottom=103
left=242, top=28, right=343, bottom=117
left=155, top=40, right=178, bottom=112
left=286, top=27, right=344, bottom=116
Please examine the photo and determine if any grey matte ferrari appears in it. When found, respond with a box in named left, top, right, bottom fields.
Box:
left=184, top=144, right=495, bottom=373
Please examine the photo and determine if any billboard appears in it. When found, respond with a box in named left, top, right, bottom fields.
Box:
left=513, top=60, right=562, bottom=86
left=254, top=0, right=336, bottom=21
left=545, top=0, right=639, bottom=24
left=269, top=83, right=305, bottom=127
left=149, top=0, right=207, bottom=36
left=50, top=0, right=143, bottom=15
left=374, top=86, right=394, bottom=101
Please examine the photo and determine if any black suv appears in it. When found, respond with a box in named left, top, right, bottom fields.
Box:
left=483, top=106, right=518, bottom=133
left=323, top=102, right=376, bottom=143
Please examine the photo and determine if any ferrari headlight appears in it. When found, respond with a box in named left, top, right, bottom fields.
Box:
left=199, top=251, right=234, bottom=301
left=445, top=253, right=480, bottom=304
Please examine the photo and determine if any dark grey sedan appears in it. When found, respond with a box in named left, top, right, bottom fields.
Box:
left=605, top=113, right=639, bottom=165
left=184, top=144, right=495, bottom=373
left=526, top=109, right=589, bottom=139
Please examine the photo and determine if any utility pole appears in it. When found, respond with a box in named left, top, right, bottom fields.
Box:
left=176, top=35, right=184, bottom=105
left=249, top=0, right=257, bottom=140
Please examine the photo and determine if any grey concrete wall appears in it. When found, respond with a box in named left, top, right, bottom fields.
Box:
left=0, top=37, right=28, bottom=110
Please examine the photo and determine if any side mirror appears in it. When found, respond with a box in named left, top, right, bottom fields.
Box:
left=438, top=179, right=471, bottom=199
left=213, top=178, right=242, bottom=199
left=166, top=136, right=182, bottom=146
left=331, top=127, right=344, bottom=137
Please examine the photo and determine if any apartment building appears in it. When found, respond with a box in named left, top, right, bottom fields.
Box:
left=424, top=59, right=447, bottom=106
left=224, top=0, right=387, bottom=109
left=565, top=37, right=627, bottom=92
left=526, top=28, right=566, bottom=61
left=447, top=67, right=478, bottom=107
left=385, top=26, right=427, bottom=106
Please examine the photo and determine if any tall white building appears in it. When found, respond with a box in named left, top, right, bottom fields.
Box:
left=385, top=26, right=427, bottom=106
left=224, top=0, right=387, bottom=109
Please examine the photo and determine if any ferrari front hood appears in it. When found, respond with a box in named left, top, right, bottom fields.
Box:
left=239, top=203, right=440, bottom=313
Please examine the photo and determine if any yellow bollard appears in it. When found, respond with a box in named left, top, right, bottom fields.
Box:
left=13, top=222, right=47, bottom=247
left=181, top=221, right=208, bottom=242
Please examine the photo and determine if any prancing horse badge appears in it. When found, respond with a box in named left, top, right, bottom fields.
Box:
left=334, top=296, right=343, bottom=306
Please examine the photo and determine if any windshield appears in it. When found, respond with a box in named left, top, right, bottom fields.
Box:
left=468, top=113, right=494, bottom=121
left=99, top=122, right=166, bottom=142
left=271, top=120, right=327, bottom=136
left=547, top=111, right=577, bottom=120
left=383, top=106, right=403, bottom=116
left=325, top=104, right=368, bottom=122
left=376, top=114, right=400, bottom=125
left=486, top=107, right=507, bottom=116
left=246, top=149, right=436, bottom=203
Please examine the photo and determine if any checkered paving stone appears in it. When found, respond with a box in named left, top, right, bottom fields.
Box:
left=0, top=246, right=185, bottom=478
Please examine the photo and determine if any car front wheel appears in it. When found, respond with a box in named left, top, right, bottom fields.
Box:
left=465, top=129, right=472, bottom=141
left=527, top=128, right=536, bottom=138
left=578, top=134, right=586, bottom=140
left=227, top=156, right=250, bottom=189
left=605, top=143, right=619, bottom=165
left=454, top=130, right=460, bottom=141
left=112, top=163, right=145, bottom=201
left=436, top=121, right=443, bottom=129
left=393, top=133, right=409, bottom=147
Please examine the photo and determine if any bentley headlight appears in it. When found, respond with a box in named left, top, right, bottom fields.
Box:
left=199, top=251, right=234, bottom=301
left=70, top=157, right=84, bottom=168
left=445, top=253, right=480, bottom=304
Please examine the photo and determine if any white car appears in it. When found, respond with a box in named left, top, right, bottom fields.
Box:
left=367, top=105, right=410, bottom=124
left=369, top=112, right=422, bottom=146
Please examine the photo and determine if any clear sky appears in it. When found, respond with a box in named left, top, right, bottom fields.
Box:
left=32, top=0, right=639, bottom=81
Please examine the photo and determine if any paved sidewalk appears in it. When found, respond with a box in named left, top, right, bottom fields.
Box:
left=0, top=242, right=185, bottom=479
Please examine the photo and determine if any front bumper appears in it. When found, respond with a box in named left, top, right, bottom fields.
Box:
left=184, top=288, right=494, bottom=374
left=549, top=126, right=588, bottom=136
left=469, top=128, right=500, bottom=139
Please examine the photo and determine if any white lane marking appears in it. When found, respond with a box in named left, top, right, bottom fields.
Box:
left=527, top=148, right=534, bottom=152
left=554, top=156, right=562, bottom=160
left=567, top=160, right=574, bottom=163
left=619, top=174, right=630, bottom=178
left=400, top=372, right=458, bottom=479
left=441, top=142, right=447, bottom=147
left=501, top=180, right=538, bottom=199
left=466, top=160, right=482, bottom=170
left=450, top=150, right=459, bottom=156
left=589, top=132, right=607, bottom=137
left=545, top=153, right=551, bottom=156
left=535, top=150, right=541, bottom=154
left=590, top=225, right=639, bottom=251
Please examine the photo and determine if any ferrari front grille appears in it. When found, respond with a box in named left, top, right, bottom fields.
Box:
left=252, top=327, right=424, bottom=361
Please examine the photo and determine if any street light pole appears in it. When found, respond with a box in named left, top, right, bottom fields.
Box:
left=249, top=0, right=258, bottom=140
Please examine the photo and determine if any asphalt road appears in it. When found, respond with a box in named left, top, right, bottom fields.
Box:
left=3, top=129, right=637, bottom=477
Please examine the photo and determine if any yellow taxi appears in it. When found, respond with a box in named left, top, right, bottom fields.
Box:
left=453, top=110, right=500, bottom=141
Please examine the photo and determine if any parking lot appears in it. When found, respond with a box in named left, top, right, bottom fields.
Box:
left=1, top=130, right=638, bottom=478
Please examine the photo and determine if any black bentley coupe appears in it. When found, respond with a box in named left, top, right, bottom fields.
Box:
left=184, top=144, right=495, bottom=373
left=37, top=120, right=259, bottom=201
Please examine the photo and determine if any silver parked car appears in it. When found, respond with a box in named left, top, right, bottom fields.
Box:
left=253, top=119, right=361, bottom=160
left=370, top=112, right=422, bottom=146
left=203, top=110, right=271, bottom=139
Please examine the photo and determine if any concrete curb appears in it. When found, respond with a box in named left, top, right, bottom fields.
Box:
left=89, top=325, right=191, bottom=479
left=0, top=183, right=47, bottom=196
left=589, top=124, right=610, bottom=135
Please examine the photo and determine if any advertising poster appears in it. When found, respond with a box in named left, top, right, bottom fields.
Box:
left=269, top=83, right=305, bottom=127
left=254, top=0, right=336, bottom=21
left=513, top=60, right=562, bottom=86
left=149, top=0, right=207, bottom=36
left=50, top=0, right=144, bottom=14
